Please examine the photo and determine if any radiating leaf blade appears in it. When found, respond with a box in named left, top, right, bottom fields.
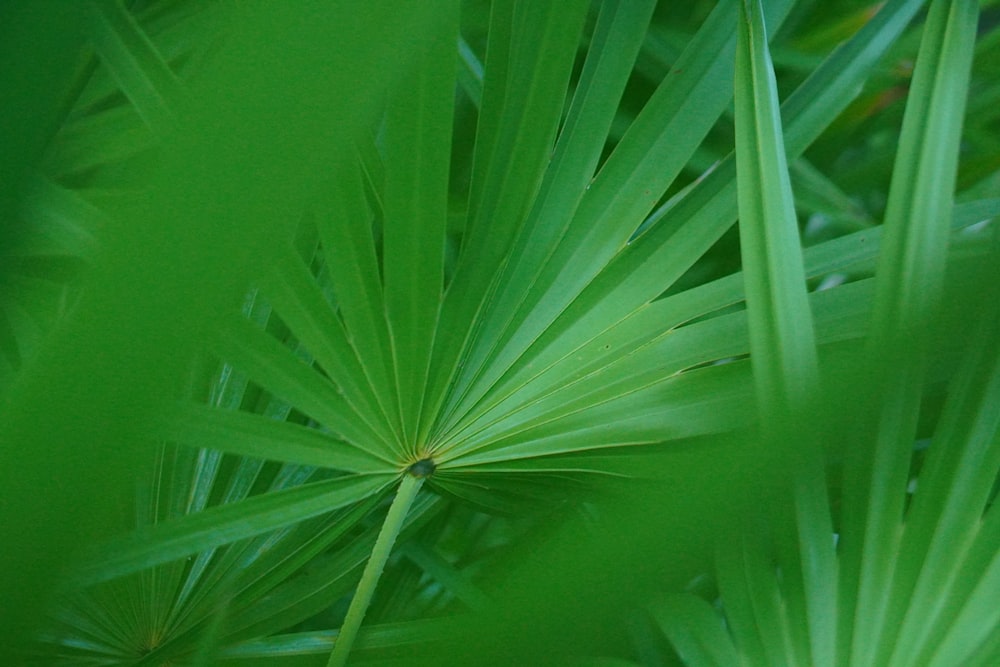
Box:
left=258, top=244, right=396, bottom=447
left=215, top=314, right=394, bottom=459
left=382, top=3, right=458, bottom=448
left=423, top=1, right=590, bottom=438
left=163, top=402, right=396, bottom=473
left=76, top=474, right=394, bottom=586
left=438, top=0, right=658, bottom=431
left=441, top=0, right=795, bottom=435
left=315, top=157, right=400, bottom=440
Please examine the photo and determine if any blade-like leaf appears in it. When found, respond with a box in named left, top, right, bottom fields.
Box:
left=162, top=402, right=396, bottom=473
left=438, top=0, right=658, bottom=431
left=510, top=0, right=927, bottom=405
left=840, top=1, right=979, bottom=663
left=439, top=0, right=795, bottom=437
left=224, top=493, right=441, bottom=644
left=215, top=314, right=395, bottom=459
left=443, top=360, right=757, bottom=468
left=735, top=6, right=836, bottom=663
left=423, top=0, right=590, bottom=437
left=258, top=243, right=397, bottom=447
left=85, top=0, right=185, bottom=132
left=381, top=3, right=458, bottom=448
left=315, top=157, right=400, bottom=441
left=713, top=525, right=776, bottom=666
left=219, top=618, right=452, bottom=661
left=886, top=300, right=1000, bottom=666
left=735, top=0, right=819, bottom=413
left=440, top=278, right=871, bottom=463
left=650, top=594, right=741, bottom=667
left=926, top=502, right=1000, bottom=667
left=441, top=197, right=991, bottom=447
left=76, top=474, right=394, bottom=586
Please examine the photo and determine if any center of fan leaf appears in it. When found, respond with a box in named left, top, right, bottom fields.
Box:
left=407, top=458, right=436, bottom=478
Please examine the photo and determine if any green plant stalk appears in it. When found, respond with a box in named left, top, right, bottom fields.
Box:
left=327, top=473, right=424, bottom=667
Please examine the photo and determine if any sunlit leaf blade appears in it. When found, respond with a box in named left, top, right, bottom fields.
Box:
left=75, top=474, right=393, bottom=586
left=444, top=199, right=993, bottom=451
left=12, top=1, right=999, bottom=664
left=840, top=1, right=979, bottom=663
left=381, top=3, right=457, bottom=448
left=659, top=278, right=998, bottom=667
left=779, top=0, right=928, bottom=152
left=868, top=0, right=979, bottom=348
left=439, top=310, right=753, bottom=452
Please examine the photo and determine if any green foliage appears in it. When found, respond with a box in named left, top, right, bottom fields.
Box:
left=1, top=0, right=998, bottom=665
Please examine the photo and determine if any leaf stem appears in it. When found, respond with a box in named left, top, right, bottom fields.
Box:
left=326, top=473, right=424, bottom=667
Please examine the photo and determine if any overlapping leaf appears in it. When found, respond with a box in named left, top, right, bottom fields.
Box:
left=657, top=3, right=994, bottom=667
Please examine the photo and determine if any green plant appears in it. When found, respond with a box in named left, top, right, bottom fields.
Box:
left=1, top=0, right=998, bottom=665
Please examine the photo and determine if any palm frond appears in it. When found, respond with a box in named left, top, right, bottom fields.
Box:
left=5, top=0, right=998, bottom=665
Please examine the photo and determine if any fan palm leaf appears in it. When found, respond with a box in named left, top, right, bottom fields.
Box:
left=4, top=0, right=997, bottom=664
